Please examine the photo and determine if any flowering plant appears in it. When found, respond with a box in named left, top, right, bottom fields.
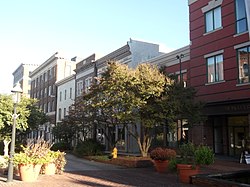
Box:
left=150, top=147, right=176, bottom=161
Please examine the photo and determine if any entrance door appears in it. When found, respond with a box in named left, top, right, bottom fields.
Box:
left=229, top=126, right=248, bottom=156
left=214, top=126, right=223, bottom=154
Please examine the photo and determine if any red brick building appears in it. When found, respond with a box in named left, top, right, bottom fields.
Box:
left=187, top=0, right=250, bottom=157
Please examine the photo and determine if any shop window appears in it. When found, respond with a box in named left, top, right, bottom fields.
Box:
left=207, top=54, right=224, bottom=83
left=235, top=0, right=248, bottom=34
left=238, top=46, right=250, bottom=83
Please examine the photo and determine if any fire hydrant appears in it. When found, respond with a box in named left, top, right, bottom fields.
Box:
left=112, top=147, right=118, bottom=158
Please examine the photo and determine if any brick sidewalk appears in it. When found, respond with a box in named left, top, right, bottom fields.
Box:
left=0, top=157, right=248, bottom=187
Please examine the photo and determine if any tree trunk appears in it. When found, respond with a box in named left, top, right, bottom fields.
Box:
left=3, top=139, right=11, bottom=156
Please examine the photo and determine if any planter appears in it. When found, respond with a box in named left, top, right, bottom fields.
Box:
left=18, top=164, right=41, bottom=182
left=44, top=163, right=56, bottom=175
left=154, top=160, right=169, bottom=173
left=177, top=164, right=200, bottom=184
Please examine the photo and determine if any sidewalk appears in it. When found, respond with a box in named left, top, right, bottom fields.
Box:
left=0, top=156, right=248, bottom=187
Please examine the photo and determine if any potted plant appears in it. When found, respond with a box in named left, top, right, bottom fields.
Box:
left=150, top=147, right=176, bottom=173
left=177, top=143, right=214, bottom=184
left=41, top=150, right=66, bottom=175
left=13, top=140, right=51, bottom=182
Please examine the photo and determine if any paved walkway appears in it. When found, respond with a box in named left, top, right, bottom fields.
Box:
left=0, top=154, right=248, bottom=187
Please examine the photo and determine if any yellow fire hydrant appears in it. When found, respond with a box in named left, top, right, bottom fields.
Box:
left=112, top=147, right=118, bottom=158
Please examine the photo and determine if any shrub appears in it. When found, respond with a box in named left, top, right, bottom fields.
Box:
left=74, top=139, right=105, bottom=156
left=194, top=145, right=214, bottom=165
left=150, top=147, right=176, bottom=161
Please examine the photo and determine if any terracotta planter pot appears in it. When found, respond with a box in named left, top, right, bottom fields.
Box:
left=18, top=164, right=41, bottom=182
left=153, top=160, right=169, bottom=173
left=177, top=164, right=200, bottom=184
left=44, top=163, right=56, bottom=175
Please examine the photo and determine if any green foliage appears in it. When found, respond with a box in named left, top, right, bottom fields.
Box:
left=194, top=145, right=214, bottom=165
left=0, top=95, right=47, bottom=140
left=74, top=139, right=105, bottom=156
left=179, top=142, right=196, bottom=164
left=14, top=140, right=51, bottom=165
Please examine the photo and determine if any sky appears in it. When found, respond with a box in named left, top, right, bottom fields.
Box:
left=0, top=0, right=189, bottom=94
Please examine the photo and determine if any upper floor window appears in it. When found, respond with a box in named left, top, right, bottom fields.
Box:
left=64, top=89, right=67, bottom=100
left=235, top=0, right=248, bottom=34
left=58, top=108, right=62, bottom=121
left=238, top=46, right=250, bottom=83
left=77, top=80, right=83, bottom=96
left=207, top=54, right=224, bottom=83
left=48, top=86, right=51, bottom=96
left=85, top=77, right=92, bottom=93
left=205, top=6, right=222, bottom=33
left=70, top=87, right=72, bottom=99
left=60, top=91, right=62, bottom=101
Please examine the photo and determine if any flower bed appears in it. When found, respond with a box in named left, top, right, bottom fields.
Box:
left=85, top=155, right=153, bottom=168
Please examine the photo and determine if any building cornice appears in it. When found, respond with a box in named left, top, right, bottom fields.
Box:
left=12, top=63, right=39, bottom=75
left=188, top=0, right=198, bottom=6
left=55, top=74, right=75, bottom=86
left=30, top=52, right=61, bottom=77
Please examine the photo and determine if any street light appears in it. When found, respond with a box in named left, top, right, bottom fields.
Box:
left=7, top=83, right=22, bottom=182
left=176, top=54, right=184, bottom=145
left=176, top=54, right=184, bottom=83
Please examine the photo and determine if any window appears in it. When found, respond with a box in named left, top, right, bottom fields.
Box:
left=48, top=102, right=50, bottom=112
left=205, top=6, right=222, bottom=32
left=85, top=77, right=92, bottom=93
left=44, top=72, right=47, bottom=82
left=60, top=91, right=62, bottom=101
left=48, top=86, right=51, bottom=96
left=44, top=88, right=47, bottom=97
left=70, top=88, right=72, bottom=99
left=77, top=80, right=83, bottom=96
left=59, top=108, right=62, bottom=121
left=64, top=89, right=67, bottom=100
left=235, top=0, right=248, bottom=34
left=238, top=46, right=250, bottom=83
left=40, top=90, right=43, bottom=98
left=207, top=54, right=224, bottom=83
left=63, top=108, right=66, bottom=117
left=52, top=100, right=55, bottom=111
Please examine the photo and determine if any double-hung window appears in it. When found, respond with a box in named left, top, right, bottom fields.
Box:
left=235, top=0, right=248, bottom=34
left=207, top=54, right=224, bottom=83
left=77, top=80, right=83, bottom=96
left=238, top=46, right=250, bottom=83
left=205, top=6, right=222, bottom=33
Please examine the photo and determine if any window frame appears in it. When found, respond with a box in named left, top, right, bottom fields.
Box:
left=206, top=54, right=224, bottom=83
left=235, top=0, right=248, bottom=34
left=237, top=46, right=250, bottom=84
left=205, top=6, right=222, bottom=33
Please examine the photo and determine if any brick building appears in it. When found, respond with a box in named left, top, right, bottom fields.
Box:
left=29, top=52, right=76, bottom=141
left=186, top=0, right=250, bottom=157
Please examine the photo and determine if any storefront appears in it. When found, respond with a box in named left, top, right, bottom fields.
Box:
left=204, top=99, right=250, bottom=157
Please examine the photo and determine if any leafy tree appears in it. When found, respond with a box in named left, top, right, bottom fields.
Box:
left=0, top=95, right=47, bottom=155
left=88, top=62, right=170, bottom=157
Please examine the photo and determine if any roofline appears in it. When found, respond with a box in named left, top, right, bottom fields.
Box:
left=30, top=52, right=61, bottom=77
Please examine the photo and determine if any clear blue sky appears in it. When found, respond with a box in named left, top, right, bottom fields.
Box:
left=0, top=0, right=189, bottom=94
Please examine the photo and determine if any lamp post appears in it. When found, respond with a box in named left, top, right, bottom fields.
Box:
left=176, top=54, right=184, bottom=84
left=7, top=83, right=22, bottom=182
left=176, top=54, right=184, bottom=145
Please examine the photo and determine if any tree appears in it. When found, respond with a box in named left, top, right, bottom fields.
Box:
left=89, top=62, right=170, bottom=157
left=0, top=95, right=46, bottom=155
